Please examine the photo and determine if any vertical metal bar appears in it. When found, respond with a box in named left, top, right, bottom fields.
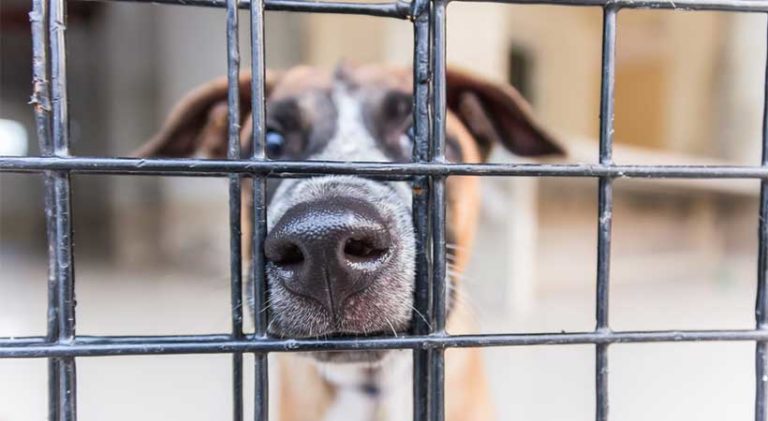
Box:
left=250, top=0, right=268, bottom=417
left=30, top=1, right=60, bottom=419
left=49, top=0, right=69, bottom=157
left=225, top=0, right=244, bottom=419
left=430, top=1, right=448, bottom=420
left=51, top=172, right=76, bottom=421
left=45, top=203, right=61, bottom=421
left=30, top=0, right=51, bottom=155
left=411, top=0, right=433, bottom=418
left=431, top=0, right=447, bottom=334
left=754, top=19, right=768, bottom=421
left=595, top=6, right=617, bottom=421
left=49, top=0, right=77, bottom=418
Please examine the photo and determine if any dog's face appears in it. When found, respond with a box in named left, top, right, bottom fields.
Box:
left=137, top=63, right=561, bottom=363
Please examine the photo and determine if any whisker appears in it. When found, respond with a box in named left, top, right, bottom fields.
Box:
left=447, top=267, right=477, bottom=285
left=410, top=305, right=432, bottom=330
left=384, top=317, right=399, bottom=338
left=259, top=301, right=274, bottom=314
left=446, top=243, right=469, bottom=252
left=445, top=279, right=484, bottom=326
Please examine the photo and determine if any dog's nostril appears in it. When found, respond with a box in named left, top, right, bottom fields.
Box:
left=343, top=237, right=386, bottom=260
left=273, top=243, right=304, bottom=266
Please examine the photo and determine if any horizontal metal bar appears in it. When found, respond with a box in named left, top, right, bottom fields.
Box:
left=77, top=0, right=411, bottom=18
left=74, top=0, right=768, bottom=14
left=3, top=329, right=768, bottom=358
left=455, top=0, right=768, bottom=12
left=2, top=156, right=768, bottom=179
left=1, top=334, right=231, bottom=348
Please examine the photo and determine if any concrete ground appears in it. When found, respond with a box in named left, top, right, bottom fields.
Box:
left=0, top=252, right=757, bottom=421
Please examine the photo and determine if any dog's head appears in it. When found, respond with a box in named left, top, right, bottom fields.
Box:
left=138, top=63, right=561, bottom=362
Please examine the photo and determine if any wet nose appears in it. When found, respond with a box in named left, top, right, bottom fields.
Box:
left=264, top=197, right=393, bottom=314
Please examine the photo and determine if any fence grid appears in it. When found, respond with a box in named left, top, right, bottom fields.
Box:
left=3, top=0, right=768, bottom=420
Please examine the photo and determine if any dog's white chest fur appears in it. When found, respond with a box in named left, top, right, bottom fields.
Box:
left=318, top=351, right=413, bottom=421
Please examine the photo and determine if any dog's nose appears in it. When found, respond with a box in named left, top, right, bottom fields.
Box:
left=265, top=197, right=392, bottom=314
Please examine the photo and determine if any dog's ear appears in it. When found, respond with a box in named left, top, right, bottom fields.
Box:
left=134, top=71, right=280, bottom=158
left=446, top=67, right=563, bottom=161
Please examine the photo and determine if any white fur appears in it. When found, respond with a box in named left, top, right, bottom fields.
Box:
left=317, top=351, right=413, bottom=421
left=265, top=83, right=418, bottom=419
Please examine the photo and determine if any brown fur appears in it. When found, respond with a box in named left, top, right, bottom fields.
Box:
left=278, top=355, right=337, bottom=420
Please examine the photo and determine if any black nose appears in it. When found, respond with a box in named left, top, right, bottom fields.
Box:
left=265, top=197, right=392, bottom=314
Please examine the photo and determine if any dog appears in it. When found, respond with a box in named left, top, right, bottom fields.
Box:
left=136, top=63, right=562, bottom=421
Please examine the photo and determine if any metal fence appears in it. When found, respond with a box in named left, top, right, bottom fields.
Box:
left=1, top=0, right=768, bottom=420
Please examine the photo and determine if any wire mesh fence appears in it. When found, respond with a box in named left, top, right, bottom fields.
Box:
left=2, top=0, right=768, bottom=420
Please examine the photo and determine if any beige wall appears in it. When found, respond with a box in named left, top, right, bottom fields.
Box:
left=716, top=13, right=767, bottom=165
left=300, top=7, right=758, bottom=162
left=614, top=12, right=726, bottom=157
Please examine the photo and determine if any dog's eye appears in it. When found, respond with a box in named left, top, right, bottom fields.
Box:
left=265, top=130, right=285, bottom=157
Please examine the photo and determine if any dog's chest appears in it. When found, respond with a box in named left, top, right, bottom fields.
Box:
left=317, top=351, right=413, bottom=421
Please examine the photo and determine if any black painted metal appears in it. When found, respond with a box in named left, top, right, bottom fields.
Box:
left=411, top=0, right=434, bottom=418
left=249, top=0, right=269, bottom=417
left=595, top=7, right=616, bottom=421
left=83, top=0, right=412, bottom=17
left=225, top=0, right=245, bottom=418
left=461, top=0, right=768, bottom=11
left=29, top=0, right=60, bottom=419
left=429, top=1, right=447, bottom=420
left=47, top=0, right=77, bottom=418
left=5, top=329, right=768, bottom=358
left=756, top=21, right=768, bottom=421
left=80, top=0, right=768, bottom=14
left=5, top=156, right=768, bottom=178
left=11, top=0, right=768, bottom=420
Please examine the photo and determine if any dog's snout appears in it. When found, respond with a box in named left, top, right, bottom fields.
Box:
left=265, top=197, right=393, bottom=315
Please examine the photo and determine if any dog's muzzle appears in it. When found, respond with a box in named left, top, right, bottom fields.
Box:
left=262, top=176, right=415, bottom=356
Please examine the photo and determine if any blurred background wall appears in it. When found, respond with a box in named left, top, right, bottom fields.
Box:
left=0, top=1, right=764, bottom=420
